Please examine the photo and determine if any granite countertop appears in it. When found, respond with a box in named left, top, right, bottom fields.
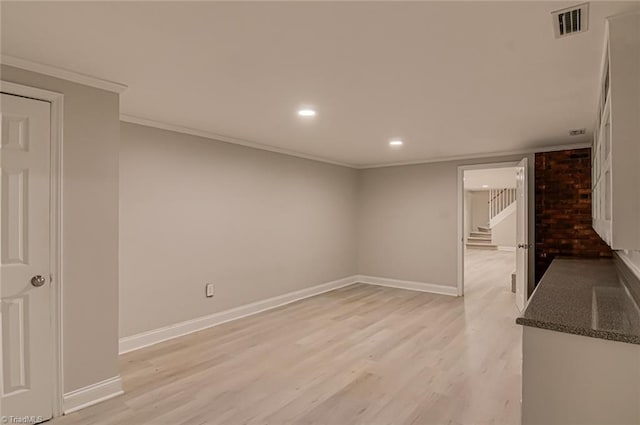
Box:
left=516, top=257, right=640, bottom=345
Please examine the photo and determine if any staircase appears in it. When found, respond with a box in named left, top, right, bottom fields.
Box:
left=466, top=187, right=516, bottom=250
left=466, top=225, right=498, bottom=250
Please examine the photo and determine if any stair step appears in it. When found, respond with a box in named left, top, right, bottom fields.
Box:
left=477, top=226, right=491, bottom=233
left=466, top=243, right=498, bottom=250
left=470, top=231, right=491, bottom=238
left=468, top=236, right=492, bottom=243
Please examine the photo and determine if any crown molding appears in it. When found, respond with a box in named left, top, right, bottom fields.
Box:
left=1, top=55, right=127, bottom=94
left=120, top=114, right=354, bottom=168
left=356, top=142, right=592, bottom=169
left=121, top=114, right=591, bottom=170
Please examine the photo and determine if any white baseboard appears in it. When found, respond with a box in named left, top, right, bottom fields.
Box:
left=119, top=274, right=460, bottom=355
left=617, top=251, right=640, bottom=281
left=356, top=275, right=458, bottom=296
left=119, top=275, right=359, bottom=354
left=63, top=376, right=123, bottom=415
left=498, top=246, right=517, bottom=252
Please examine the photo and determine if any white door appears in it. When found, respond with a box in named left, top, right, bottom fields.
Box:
left=0, top=93, right=52, bottom=422
left=515, top=157, right=528, bottom=312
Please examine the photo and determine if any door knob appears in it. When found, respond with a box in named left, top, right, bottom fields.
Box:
left=31, top=275, right=46, bottom=287
left=518, top=243, right=531, bottom=249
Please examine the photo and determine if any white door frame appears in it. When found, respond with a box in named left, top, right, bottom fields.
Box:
left=456, top=161, right=520, bottom=296
left=1, top=80, right=64, bottom=416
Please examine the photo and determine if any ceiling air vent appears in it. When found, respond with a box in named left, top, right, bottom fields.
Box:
left=552, top=3, right=589, bottom=38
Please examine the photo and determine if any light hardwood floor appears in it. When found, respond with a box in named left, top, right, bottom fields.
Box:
left=53, top=250, right=520, bottom=425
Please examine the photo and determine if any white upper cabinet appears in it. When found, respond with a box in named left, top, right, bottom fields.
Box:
left=592, top=11, right=640, bottom=250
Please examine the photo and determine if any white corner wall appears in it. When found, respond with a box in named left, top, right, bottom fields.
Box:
left=119, top=123, right=358, bottom=338
left=491, top=207, right=516, bottom=248
left=464, top=191, right=472, bottom=242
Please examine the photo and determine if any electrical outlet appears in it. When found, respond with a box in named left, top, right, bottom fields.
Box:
left=205, top=283, right=214, bottom=298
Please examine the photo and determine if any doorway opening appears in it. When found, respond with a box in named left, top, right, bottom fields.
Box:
left=457, top=160, right=529, bottom=311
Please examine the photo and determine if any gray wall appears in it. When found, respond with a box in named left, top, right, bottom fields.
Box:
left=1, top=65, right=120, bottom=393
left=357, top=155, right=535, bottom=291
left=357, top=161, right=458, bottom=285
left=469, top=191, right=489, bottom=231
left=119, top=123, right=359, bottom=337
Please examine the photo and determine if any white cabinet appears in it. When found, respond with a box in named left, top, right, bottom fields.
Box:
left=521, top=327, right=640, bottom=425
left=592, top=11, right=640, bottom=249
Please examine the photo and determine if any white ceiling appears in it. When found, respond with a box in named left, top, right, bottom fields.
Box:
left=465, top=167, right=518, bottom=190
left=2, top=1, right=638, bottom=167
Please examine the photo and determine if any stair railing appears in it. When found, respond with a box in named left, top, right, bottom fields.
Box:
left=488, top=188, right=516, bottom=220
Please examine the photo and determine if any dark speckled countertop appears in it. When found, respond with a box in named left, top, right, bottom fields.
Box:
left=516, top=257, right=640, bottom=345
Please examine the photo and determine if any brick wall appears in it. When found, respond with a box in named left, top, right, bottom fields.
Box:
left=535, top=148, right=612, bottom=283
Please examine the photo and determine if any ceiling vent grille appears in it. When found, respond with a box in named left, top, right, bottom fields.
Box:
left=552, top=3, right=589, bottom=38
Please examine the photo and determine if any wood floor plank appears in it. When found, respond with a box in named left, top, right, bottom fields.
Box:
left=52, top=249, right=520, bottom=425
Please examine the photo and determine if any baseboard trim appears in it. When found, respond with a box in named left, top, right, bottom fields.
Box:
left=356, top=275, right=458, bottom=296
left=119, top=274, right=460, bottom=354
left=63, top=376, right=123, bottom=415
left=497, top=246, right=517, bottom=252
left=119, top=275, right=359, bottom=354
left=618, top=251, right=640, bottom=281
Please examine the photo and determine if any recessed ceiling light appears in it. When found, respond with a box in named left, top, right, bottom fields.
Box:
left=389, top=139, right=403, bottom=147
left=297, top=108, right=316, bottom=117
left=482, top=185, right=489, bottom=188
